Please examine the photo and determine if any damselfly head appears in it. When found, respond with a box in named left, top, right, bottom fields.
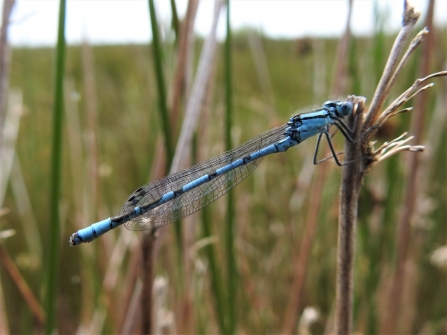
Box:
left=323, top=100, right=353, bottom=118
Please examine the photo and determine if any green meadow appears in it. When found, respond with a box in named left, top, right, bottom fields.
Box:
left=1, top=12, right=446, bottom=335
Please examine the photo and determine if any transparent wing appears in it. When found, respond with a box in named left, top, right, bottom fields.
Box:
left=120, top=123, right=289, bottom=230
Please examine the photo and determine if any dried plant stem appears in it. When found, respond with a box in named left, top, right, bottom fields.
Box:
left=166, top=1, right=199, bottom=333
left=0, top=91, right=22, bottom=209
left=141, top=231, right=156, bottom=334
left=169, top=6, right=223, bottom=329
left=121, top=280, right=143, bottom=334
left=334, top=4, right=427, bottom=333
left=364, top=0, right=420, bottom=129
left=364, top=71, right=447, bottom=143
left=170, top=0, right=225, bottom=173
left=117, top=239, right=140, bottom=332
left=0, top=245, right=45, bottom=326
left=334, top=3, right=446, bottom=334
left=169, top=0, right=199, bottom=131
left=0, top=276, right=7, bottom=335
left=384, top=1, right=435, bottom=333
left=0, top=0, right=15, bottom=147
left=336, top=97, right=365, bottom=335
left=386, top=27, right=429, bottom=91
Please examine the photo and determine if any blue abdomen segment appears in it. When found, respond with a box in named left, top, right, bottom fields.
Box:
left=70, top=218, right=113, bottom=245
left=69, top=139, right=299, bottom=246
left=69, top=207, right=142, bottom=245
left=182, top=175, right=210, bottom=192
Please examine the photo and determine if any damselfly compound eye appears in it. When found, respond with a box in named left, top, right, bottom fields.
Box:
left=337, top=101, right=353, bottom=117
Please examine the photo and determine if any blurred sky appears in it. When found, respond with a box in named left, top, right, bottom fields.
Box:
left=4, top=0, right=447, bottom=46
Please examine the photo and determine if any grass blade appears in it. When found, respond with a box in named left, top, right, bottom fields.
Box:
left=148, top=0, right=174, bottom=167
left=201, top=206, right=228, bottom=334
left=170, top=0, right=179, bottom=43
left=224, top=1, right=237, bottom=333
left=45, top=1, right=66, bottom=333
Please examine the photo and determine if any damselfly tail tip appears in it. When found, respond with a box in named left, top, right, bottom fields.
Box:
left=69, top=232, right=82, bottom=246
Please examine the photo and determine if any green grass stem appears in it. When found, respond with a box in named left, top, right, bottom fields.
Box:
left=44, top=1, right=66, bottom=334
left=224, top=1, right=237, bottom=334
left=147, top=0, right=183, bottom=266
left=170, top=0, right=179, bottom=43
left=201, top=206, right=228, bottom=334
left=148, top=0, right=174, bottom=168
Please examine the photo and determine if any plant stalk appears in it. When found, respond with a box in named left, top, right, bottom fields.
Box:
left=45, top=1, right=66, bottom=334
left=336, top=97, right=364, bottom=335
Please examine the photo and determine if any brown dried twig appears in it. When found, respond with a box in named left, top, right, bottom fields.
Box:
left=335, top=1, right=447, bottom=334
left=363, top=71, right=447, bottom=144
left=363, top=0, right=420, bottom=129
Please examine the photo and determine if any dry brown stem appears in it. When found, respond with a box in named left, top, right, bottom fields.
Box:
left=335, top=2, right=447, bottom=334
left=363, top=0, right=420, bottom=129
left=383, top=1, right=436, bottom=332
left=364, top=71, right=447, bottom=143
left=170, top=0, right=225, bottom=173
left=336, top=96, right=365, bottom=335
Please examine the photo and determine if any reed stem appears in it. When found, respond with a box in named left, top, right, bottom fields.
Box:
left=45, top=1, right=66, bottom=334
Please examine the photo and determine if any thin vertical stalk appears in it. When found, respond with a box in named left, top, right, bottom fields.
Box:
left=0, top=0, right=15, bottom=147
left=336, top=99, right=364, bottom=335
left=143, top=3, right=175, bottom=334
left=148, top=0, right=174, bottom=168
left=45, top=1, right=66, bottom=334
left=141, top=231, right=156, bottom=334
left=121, top=280, right=143, bottom=334
left=0, top=91, right=22, bottom=213
left=169, top=0, right=224, bottom=172
left=333, top=2, right=355, bottom=333
left=201, top=206, right=228, bottom=334
left=170, top=0, right=199, bottom=131
left=170, top=0, right=179, bottom=43
left=224, top=1, right=236, bottom=334
left=146, top=5, right=182, bottom=302
left=118, top=241, right=141, bottom=333
left=0, top=274, right=7, bottom=335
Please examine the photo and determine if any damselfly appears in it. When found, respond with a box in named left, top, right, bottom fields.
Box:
left=69, top=99, right=355, bottom=246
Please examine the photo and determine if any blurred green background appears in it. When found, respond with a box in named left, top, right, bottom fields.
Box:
left=0, top=1, right=446, bottom=334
